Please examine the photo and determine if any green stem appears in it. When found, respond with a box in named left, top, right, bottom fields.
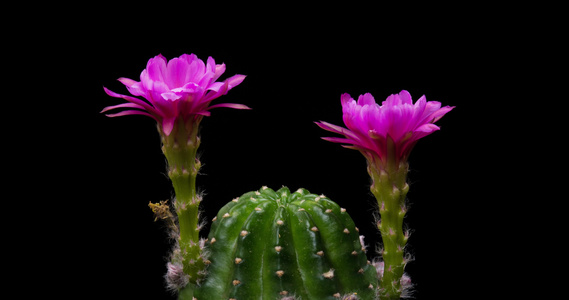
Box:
left=160, top=118, right=205, bottom=291
left=178, top=283, right=196, bottom=300
left=368, top=158, right=409, bottom=300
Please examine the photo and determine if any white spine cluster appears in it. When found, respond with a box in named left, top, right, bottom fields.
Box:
left=371, top=258, right=414, bottom=298
left=165, top=261, right=189, bottom=292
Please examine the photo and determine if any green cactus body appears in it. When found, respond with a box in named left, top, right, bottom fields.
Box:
left=194, top=186, right=378, bottom=300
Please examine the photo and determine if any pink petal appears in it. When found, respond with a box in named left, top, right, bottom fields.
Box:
left=118, top=77, right=138, bottom=87
left=146, top=54, right=167, bottom=82
left=147, top=80, right=170, bottom=96
left=193, top=110, right=212, bottom=116
left=382, top=93, right=402, bottom=107
left=342, top=144, right=370, bottom=152
left=161, top=117, right=176, bottom=136
left=103, top=87, right=159, bottom=116
left=431, top=106, right=455, bottom=122
left=187, top=56, right=206, bottom=83
left=315, top=121, right=344, bottom=134
left=357, top=93, right=376, bottom=106
left=419, top=101, right=443, bottom=122
left=200, top=74, right=245, bottom=103
left=321, top=136, right=355, bottom=144
left=179, top=53, right=198, bottom=65
left=409, top=95, right=427, bottom=125
left=206, top=82, right=224, bottom=92
left=226, top=74, right=246, bottom=89
left=118, top=77, right=145, bottom=97
left=413, top=95, right=427, bottom=109
left=398, top=90, right=413, bottom=105
left=207, top=103, right=251, bottom=110
left=321, top=136, right=376, bottom=155
left=161, top=91, right=182, bottom=101
left=104, top=110, right=157, bottom=119
left=100, top=102, right=145, bottom=113
left=212, top=61, right=226, bottom=82
left=178, top=82, right=202, bottom=93
left=201, top=80, right=229, bottom=102
left=205, top=56, right=216, bottom=75
left=315, top=121, right=361, bottom=142
left=165, top=57, right=192, bottom=89
left=415, top=123, right=440, bottom=133
left=340, top=93, right=354, bottom=106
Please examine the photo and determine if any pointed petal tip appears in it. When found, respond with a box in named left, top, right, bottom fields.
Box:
left=314, top=121, right=328, bottom=130
left=340, top=93, right=354, bottom=105
left=315, top=121, right=352, bottom=136
left=315, top=121, right=336, bottom=131
left=195, top=110, right=212, bottom=117
left=161, top=118, right=176, bottom=136
left=415, top=123, right=440, bottom=133
left=432, top=105, right=455, bottom=122
left=102, top=86, right=113, bottom=95
left=207, top=103, right=251, bottom=111
left=102, top=110, right=156, bottom=120
left=117, top=77, right=138, bottom=87
left=100, top=105, right=114, bottom=114
left=321, top=136, right=355, bottom=144
left=227, top=74, right=247, bottom=87
left=100, top=102, right=146, bottom=114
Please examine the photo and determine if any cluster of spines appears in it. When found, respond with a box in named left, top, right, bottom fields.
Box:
left=149, top=199, right=209, bottom=292
left=371, top=259, right=413, bottom=299
left=194, top=186, right=379, bottom=299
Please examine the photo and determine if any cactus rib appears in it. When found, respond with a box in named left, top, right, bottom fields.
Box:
left=195, top=187, right=378, bottom=300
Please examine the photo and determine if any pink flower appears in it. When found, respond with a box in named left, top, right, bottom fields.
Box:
left=102, top=54, right=249, bottom=135
left=316, top=90, right=454, bottom=167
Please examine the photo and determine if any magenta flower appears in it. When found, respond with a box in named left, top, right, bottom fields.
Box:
left=102, top=54, right=249, bottom=135
left=316, top=90, right=454, bottom=168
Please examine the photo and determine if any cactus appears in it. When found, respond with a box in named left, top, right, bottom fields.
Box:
left=193, top=186, right=378, bottom=300
left=103, top=54, right=454, bottom=299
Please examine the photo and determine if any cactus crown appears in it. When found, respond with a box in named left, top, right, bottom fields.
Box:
left=194, top=186, right=378, bottom=300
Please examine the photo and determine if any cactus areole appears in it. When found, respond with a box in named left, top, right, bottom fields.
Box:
left=191, top=187, right=378, bottom=300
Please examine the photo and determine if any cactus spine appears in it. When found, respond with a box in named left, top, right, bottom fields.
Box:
left=195, top=186, right=378, bottom=300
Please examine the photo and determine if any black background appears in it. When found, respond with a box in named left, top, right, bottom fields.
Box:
left=23, top=3, right=556, bottom=299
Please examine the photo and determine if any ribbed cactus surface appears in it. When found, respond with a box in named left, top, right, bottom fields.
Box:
left=194, top=186, right=378, bottom=300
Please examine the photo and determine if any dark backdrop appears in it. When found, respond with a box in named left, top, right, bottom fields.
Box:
left=45, top=4, right=537, bottom=299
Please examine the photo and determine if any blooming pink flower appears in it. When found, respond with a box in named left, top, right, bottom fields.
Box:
left=102, top=54, right=249, bottom=135
left=316, top=90, right=454, bottom=167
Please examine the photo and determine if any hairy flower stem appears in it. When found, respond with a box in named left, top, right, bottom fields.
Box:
left=368, top=153, right=409, bottom=300
left=160, top=117, right=205, bottom=296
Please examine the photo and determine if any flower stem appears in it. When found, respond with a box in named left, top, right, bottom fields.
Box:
left=368, top=158, right=409, bottom=300
left=160, top=118, right=205, bottom=290
left=178, top=283, right=196, bottom=300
